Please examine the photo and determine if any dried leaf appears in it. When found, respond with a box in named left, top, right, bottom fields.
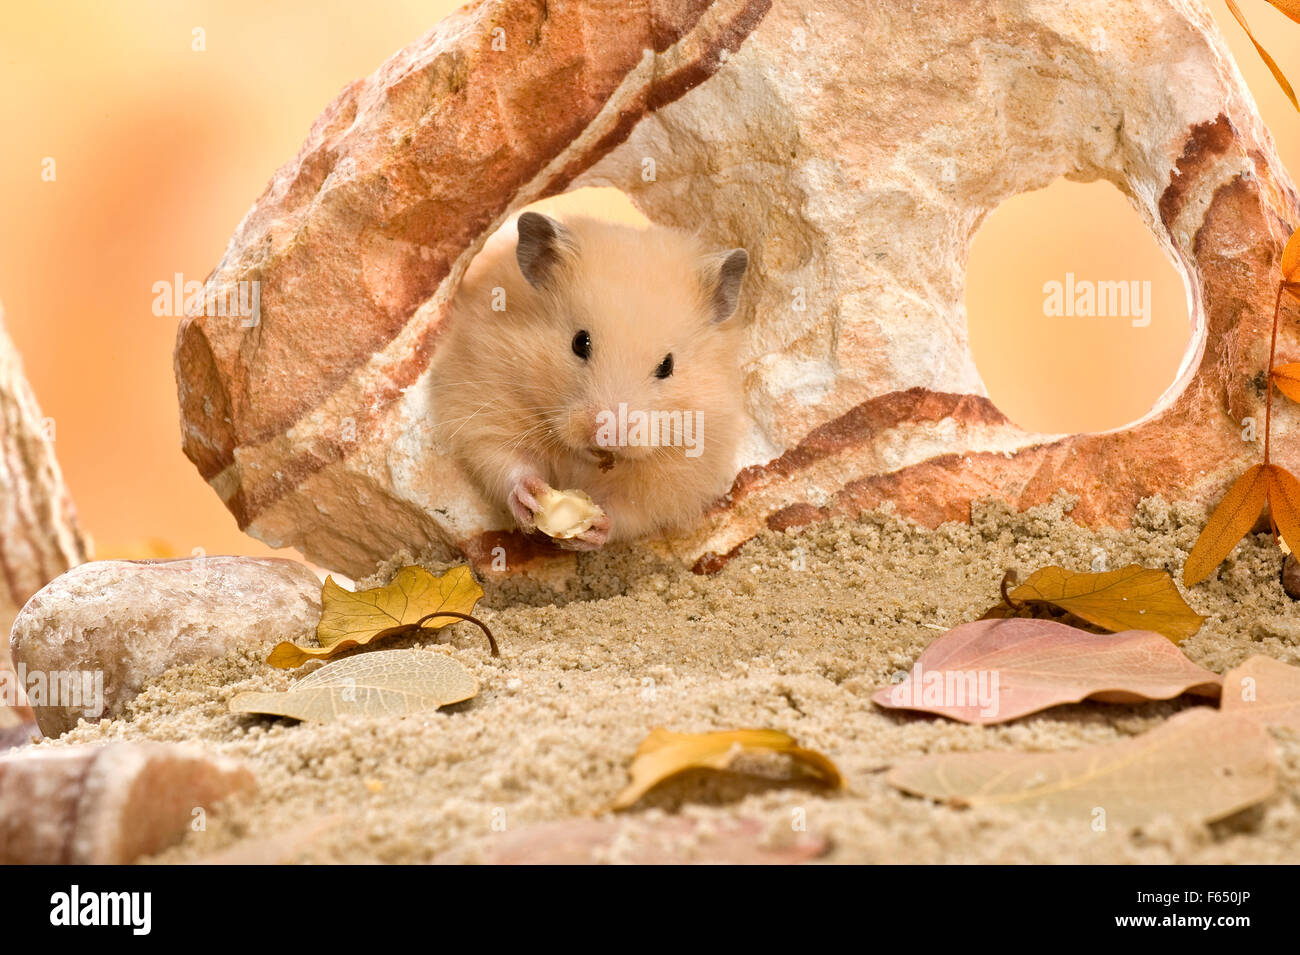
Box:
left=1266, top=0, right=1300, bottom=25
left=1183, top=464, right=1270, bottom=585
left=887, top=708, right=1275, bottom=828
left=230, top=649, right=478, bottom=723
left=988, top=565, right=1203, bottom=643
left=1284, top=228, right=1300, bottom=283
left=873, top=618, right=1221, bottom=724
left=1221, top=655, right=1300, bottom=730
left=1282, top=229, right=1300, bottom=303
left=1266, top=465, right=1300, bottom=556
left=1228, top=0, right=1300, bottom=111
left=268, top=565, right=484, bottom=668
left=1272, top=362, right=1300, bottom=403
left=609, top=728, right=843, bottom=811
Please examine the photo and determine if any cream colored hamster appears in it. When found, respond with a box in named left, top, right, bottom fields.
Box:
left=432, top=211, right=750, bottom=550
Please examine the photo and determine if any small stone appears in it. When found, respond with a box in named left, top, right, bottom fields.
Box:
left=10, top=557, right=321, bottom=737
left=1281, top=554, right=1300, bottom=601
left=0, top=742, right=255, bottom=864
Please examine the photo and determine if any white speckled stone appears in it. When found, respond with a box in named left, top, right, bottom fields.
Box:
left=10, top=557, right=320, bottom=737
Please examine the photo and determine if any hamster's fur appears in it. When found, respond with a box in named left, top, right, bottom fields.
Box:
left=431, top=211, right=750, bottom=550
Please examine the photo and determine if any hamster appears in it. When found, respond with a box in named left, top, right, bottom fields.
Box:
left=431, top=211, right=750, bottom=550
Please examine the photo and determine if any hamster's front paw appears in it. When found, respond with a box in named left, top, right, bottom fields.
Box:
left=507, top=474, right=548, bottom=532
left=556, top=511, right=611, bottom=552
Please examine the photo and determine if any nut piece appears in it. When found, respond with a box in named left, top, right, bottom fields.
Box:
left=534, top=487, right=603, bottom=539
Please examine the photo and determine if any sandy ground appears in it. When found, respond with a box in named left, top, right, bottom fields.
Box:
left=48, top=493, right=1300, bottom=863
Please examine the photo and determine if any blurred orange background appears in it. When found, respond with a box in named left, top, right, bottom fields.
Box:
left=0, top=1, right=1297, bottom=561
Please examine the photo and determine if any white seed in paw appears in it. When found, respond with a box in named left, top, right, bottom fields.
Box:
left=534, top=487, right=603, bottom=539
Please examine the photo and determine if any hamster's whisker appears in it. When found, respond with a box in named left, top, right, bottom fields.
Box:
left=441, top=400, right=499, bottom=442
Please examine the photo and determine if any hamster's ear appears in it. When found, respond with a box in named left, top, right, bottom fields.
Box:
left=516, top=211, right=574, bottom=289
left=702, top=248, right=749, bottom=324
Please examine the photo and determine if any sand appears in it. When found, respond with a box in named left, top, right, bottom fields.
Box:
left=49, top=493, right=1300, bottom=863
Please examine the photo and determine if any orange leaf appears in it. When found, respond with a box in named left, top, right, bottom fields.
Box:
left=1282, top=231, right=1300, bottom=303
left=1283, top=230, right=1300, bottom=282
left=1274, top=363, right=1300, bottom=402
left=1265, top=0, right=1300, bottom=25
left=985, top=565, right=1203, bottom=643
left=1183, top=464, right=1269, bottom=585
left=1266, top=465, right=1300, bottom=556
left=1228, top=0, right=1300, bottom=112
left=608, top=728, right=843, bottom=811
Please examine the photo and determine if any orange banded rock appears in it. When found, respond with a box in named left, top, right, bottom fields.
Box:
left=176, top=0, right=1300, bottom=577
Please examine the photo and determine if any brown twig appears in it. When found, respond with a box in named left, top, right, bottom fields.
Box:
left=998, top=570, right=1023, bottom=611
left=413, top=611, right=500, bottom=657
left=1266, top=282, right=1286, bottom=466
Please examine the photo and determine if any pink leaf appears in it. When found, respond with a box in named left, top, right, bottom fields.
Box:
left=873, top=618, right=1221, bottom=724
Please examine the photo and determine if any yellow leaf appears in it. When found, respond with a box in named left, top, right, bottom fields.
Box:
left=1274, top=363, right=1300, bottom=402
left=998, top=565, right=1204, bottom=644
left=1266, top=465, right=1300, bottom=556
left=887, top=708, right=1275, bottom=828
left=230, top=649, right=478, bottom=723
left=1183, top=464, right=1270, bottom=586
left=1228, top=0, right=1300, bottom=111
left=267, top=565, right=486, bottom=668
left=609, top=728, right=843, bottom=811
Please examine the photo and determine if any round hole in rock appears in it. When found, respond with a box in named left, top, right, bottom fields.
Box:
left=964, top=179, right=1192, bottom=435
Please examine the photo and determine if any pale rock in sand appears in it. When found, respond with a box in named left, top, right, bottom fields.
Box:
left=176, top=0, right=1300, bottom=578
left=0, top=742, right=254, bottom=864
left=9, top=557, right=321, bottom=737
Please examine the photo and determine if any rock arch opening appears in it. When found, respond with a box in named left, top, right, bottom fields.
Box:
left=964, top=178, right=1194, bottom=435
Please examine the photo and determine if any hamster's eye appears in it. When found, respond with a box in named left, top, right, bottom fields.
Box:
left=654, top=353, right=674, bottom=379
left=572, top=330, right=592, bottom=360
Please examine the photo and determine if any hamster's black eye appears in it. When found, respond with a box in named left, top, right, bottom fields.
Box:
left=654, top=353, right=674, bottom=379
left=572, top=330, right=592, bottom=360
